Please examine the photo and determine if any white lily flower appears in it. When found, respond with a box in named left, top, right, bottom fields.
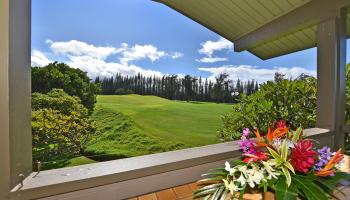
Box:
left=225, top=161, right=231, bottom=172
left=236, top=173, right=246, bottom=186
left=225, top=161, right=236, bottom=175
left=247, top=177, right=255, bottom=188
left=251, top=170, right=264, bottom=184
left=223, top=179, right=241, bottom=194
left=223, top=179, right=230, bottom=189
left=232, top=183, right=242, bottom=192
left=238, top=165, right=247, bottom=174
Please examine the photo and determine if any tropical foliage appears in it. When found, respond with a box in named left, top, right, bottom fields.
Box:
left=32, top=89, right=88, bottom=116
left=32, top=62, right=100, bottom=113
left=195, top=122, right=349, bottom=200
left=219, top=65, right=350, bottom=153
left=32, top=108, right=96, bottom=162
left=218, top=74, right=317, bottom=141
left=32, top=89, right=97, bottom=161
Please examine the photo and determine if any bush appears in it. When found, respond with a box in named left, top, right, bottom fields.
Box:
left=32, top=89, right=88, bottom=116
left=32, top=88, right=97, bottom=161
left=32, top=62, right=100, bottom=113
left=218, top=77, right=317, bottom=141
left=32, top=109, right=96, bottom=161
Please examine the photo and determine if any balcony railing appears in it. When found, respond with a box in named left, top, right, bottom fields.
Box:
left=10, top=128, right=332, bottom=200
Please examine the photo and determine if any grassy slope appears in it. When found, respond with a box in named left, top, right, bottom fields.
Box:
left=41, top=156, right=96, bottom=170
left=85, top=94, right=232, bottom=160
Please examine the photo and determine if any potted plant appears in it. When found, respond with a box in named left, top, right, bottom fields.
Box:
left=194, top=121, right=350, bottom=200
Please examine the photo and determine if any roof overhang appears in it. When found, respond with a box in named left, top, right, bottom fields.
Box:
left=155, top=0, right=350, bottom=60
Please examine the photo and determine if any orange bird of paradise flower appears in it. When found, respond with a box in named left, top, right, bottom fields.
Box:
left=314, top=149, right=344, bottom=177
left=272, top=127, right=289, bottom=138
left=255, top=127, right=289, bottom=147
left=254, top=129, right=267, bottom=147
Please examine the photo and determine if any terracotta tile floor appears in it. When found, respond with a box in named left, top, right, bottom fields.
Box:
left=131, top=155, right=350, bottom=200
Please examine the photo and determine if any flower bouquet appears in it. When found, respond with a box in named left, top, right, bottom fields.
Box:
left=194, top=121, right=350, bottom=200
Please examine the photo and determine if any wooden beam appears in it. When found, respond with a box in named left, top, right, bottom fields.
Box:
left=316, top=8, right=347, bottom=150
left=234, top=0, right=350, bottom=52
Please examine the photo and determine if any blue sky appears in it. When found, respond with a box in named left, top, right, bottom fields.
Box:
left=31, top=0, right=350, bottom=83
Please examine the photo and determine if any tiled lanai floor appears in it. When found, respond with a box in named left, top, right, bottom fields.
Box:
left=130, top=155, right=350, bottom=200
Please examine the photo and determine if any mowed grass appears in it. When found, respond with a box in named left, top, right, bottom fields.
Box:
left=41, top=156, right=96, bottom=171
left=84, top=95, right=232, bottom=160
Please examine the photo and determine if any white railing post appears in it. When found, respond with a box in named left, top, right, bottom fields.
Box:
left=0, top=1, right=32, bottom=199
left=316, top=8, right=347, bottom=149
left=0, top=1, right=11, bottom=199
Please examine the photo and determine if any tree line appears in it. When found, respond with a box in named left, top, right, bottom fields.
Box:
left=95, top=73, right=259, bottom=103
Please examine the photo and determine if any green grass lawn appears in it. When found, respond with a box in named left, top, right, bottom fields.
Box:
left=84, top=94, right=233, bottom=160
left=41, top=156, right=96, bottom=170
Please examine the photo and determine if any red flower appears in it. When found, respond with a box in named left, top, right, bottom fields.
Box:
left=275, top=120, right=287, bottom=129
left=290, top=140, right=317, bottom=173
left=243, top=151, right=268, bottom=163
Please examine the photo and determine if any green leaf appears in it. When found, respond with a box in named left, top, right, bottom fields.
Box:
left=239, top=184, right=247, bottom=199
left=267, top=147, right=280, bottom=159
left=195, top=183, right=223, bottom=194
left=282, top=167, right=291, bottom=186
left=202, top=171, right=228, bottom=177
left=292, top=175, right=328, bottom=200
left=320, top=171, right=350, bottom=186
left=292, top=127, right=302, bottom=143
left=219, top=191, right=228, bottom=200
left=313, top=178, right=345, bottom=199
left=281, top=140, right=288, bottom=161
left=284, top=162, right=295, bottom=174
left=197, top=177, right=225, bottom=184
left=203, top=195, right=210, bottom=200
left=194, top=188, right=218, bottom=199
left=211, top=187, right=224, bottom=200
left=208, top=168, right=226, bottom=171
left=274, top=177, right=298, bottom=200
left=314, top=172, right=350, bottom=199
left=210, top=190, right=222, bottom=200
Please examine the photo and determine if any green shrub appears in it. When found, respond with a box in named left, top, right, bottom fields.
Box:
left=32, top=62, right=100, bottom=113
left=32, top=88, right=97, bottom=161
left=32, top=109, right=96, bottom=161
left=32, top=89, right=88, bottom=116
left=218, top=77, right=317, bottom=141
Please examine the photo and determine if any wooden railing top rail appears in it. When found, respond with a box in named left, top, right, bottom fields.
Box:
left=10, top=128, right=331, bottom=200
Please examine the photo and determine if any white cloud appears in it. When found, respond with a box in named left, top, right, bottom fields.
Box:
left=119, top=44, right=183, bottom=64
left=31, top=50, right=52, bottom=67
left=195, top=57, right=228, bottom=63
left=32, top=40, right=183, bottom=78
left=198, top=65, right=316, bottom=83
left=169, top=52, right=184, bottom=59
left=199, top=37, right=233, bottom=56
left=48, top=40, right=118, bottom=60
left=120, top=44, right=166, bottom=64
left=196, top=37, right=233, bottom=63
left=66, top=55, right=164, bottom=78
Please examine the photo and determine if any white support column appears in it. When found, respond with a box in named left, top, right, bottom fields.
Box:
left=0, top=1, right=11, bottom=199
left=316, top=8, right=347, bottom=149
left=0, top=0, right=32, bottom=198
